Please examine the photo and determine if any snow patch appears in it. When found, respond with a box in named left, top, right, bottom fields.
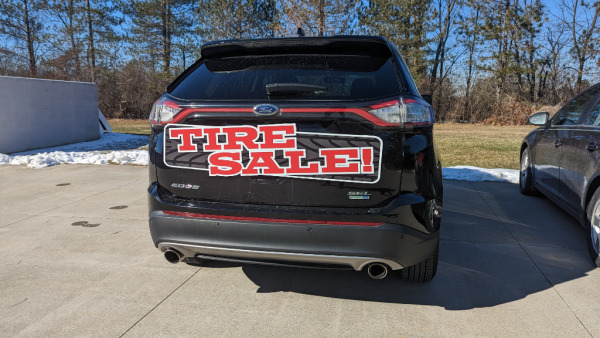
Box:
left=443, top=166, right=519, bottom=184
left=0, top=133, right=149, bottom=168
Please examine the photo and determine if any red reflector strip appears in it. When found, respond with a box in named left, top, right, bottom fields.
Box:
left=369, top=100, right=399, bottom=110
left=163, top=100, right=180, bottom=109
left=168, top=108, right=255, bottom=124
left=163, top=107, right=400, bottom=127
left=281, top=108, right=399, bottom=127
left=162, top=211, right=383, bottom=227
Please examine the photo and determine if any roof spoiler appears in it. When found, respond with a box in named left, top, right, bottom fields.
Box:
left=200, top=36, right=392, bottom=59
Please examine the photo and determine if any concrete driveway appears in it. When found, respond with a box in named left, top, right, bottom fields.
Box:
left=0, top=165, right=599, bottom=336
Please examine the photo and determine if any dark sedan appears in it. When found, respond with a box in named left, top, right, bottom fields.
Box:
left=520, top=83, right=600, bottom=267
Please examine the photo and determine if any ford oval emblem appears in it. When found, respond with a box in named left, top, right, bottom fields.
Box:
left=253, top=104, right=280, bottom=116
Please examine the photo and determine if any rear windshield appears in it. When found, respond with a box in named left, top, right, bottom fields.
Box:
left=168, top=54, right=402, bottom=101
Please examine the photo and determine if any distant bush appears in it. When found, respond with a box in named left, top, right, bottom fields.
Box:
left=483, top=98, right=535, bottom=125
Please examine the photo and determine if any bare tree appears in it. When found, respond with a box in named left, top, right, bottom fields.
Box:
left=46, top=0, right=85, bottom=80
left=558, top=0, right=600, bottom=93
left=198, top=0, right=278, bottom=40
left=83, top=0, right=120, bottom=83
left=279, top=0, right=358, bottom=37
left=458, top=0, right=484, bottom=120
left=0, top=0, right=47, bottom=76
left=538, top=25, right=568, bottom=103
left=430, top=0, right=459, bottom=89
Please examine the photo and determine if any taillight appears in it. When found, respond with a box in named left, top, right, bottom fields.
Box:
left=402, top=98, right=433, bottom=126
left=368, top=98, right=433, bottom=126
left=369, top=100, right=402, bottom=124
left=149, top=97, right=182, bottom=125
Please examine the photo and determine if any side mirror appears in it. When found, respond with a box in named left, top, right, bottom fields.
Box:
left=421, top=94, right=433, bottom=105
left=529, top=112, right=549, bottom=126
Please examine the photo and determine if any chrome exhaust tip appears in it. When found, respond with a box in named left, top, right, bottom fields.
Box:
left=367, top=263, right=389, bottom=280
left=164, top=249, right=184, bottom=264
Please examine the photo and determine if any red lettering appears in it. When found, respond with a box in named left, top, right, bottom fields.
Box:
left=202, top=127, right=223, bottom=151
left=242, top=151, right=285, bottom=175
left=169, top=128, right=203, bottom=152
left=361, top=147, right=374, bottom=174
left=222, top=126, right=260, bottom=150
left=168, top=123, right=376, bottom=181
left=320, top=148, right=360, bottom=174
left=284, top=150, right=320, bottom=174
left=259, top=124, right=296, bottom=149
left=208, top=152, right=242, bottom=176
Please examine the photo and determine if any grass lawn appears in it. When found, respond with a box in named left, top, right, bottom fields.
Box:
left=108, top=119, right=151, bottom=135
left=434, top=124, right=534, bottom=170
left=108, top=119, right=535, bottom=170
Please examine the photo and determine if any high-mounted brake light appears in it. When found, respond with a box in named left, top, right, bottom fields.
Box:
left=368, top=98, right=433, bottom=126
left=149, top=97, right=182, bottom=125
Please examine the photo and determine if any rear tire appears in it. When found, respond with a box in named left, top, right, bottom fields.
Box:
left=586, top=189, right=600, bottom=268
left=520, top=147, right=535, bottom=195
left=398, top=243, right=439, bottom=282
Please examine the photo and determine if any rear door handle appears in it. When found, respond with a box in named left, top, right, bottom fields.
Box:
left=553, top=139, right=563, bottom=147
left=587, top=143, right=600, bottom=152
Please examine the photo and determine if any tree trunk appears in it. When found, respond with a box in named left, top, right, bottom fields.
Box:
left=576, top=62, right=585, bottom=94
left=68, top=0, right=81, bottom=80
left=513, top=39, right=523, bottom=94
left=318, top=0, right=325, bottom=36
left=430, top=0, right=456, bottom=89
left=464, top=0, right=480, bottom=121
left=528, top=24, right=536, bottom=102
left=23, top=0, right=37, bottom=77
left=86, top=0, right=96, bottom=82
left=161, top=0, right=171, bottom=73
left=436, top=45, right=445, bottom=114
left=569, top=0, right=599, bottom=94
left=497, top=0, right=511, bottom=101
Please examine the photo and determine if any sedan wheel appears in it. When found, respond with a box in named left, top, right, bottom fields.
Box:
left=519, top=147, right=535, bottom=195
left=587, top=189, right=600, bottom=267
left=591, top=206, right=600, bottom=255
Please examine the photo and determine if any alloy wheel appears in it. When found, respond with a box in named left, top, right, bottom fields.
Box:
left=592, top=199, right=600, bottom=255
left=520, top=149, right=529, bottom=189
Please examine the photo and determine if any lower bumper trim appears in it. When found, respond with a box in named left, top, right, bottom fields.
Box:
left=162, top=210, right=383, bottom=226
left=158, top=242, right=404, bottom=271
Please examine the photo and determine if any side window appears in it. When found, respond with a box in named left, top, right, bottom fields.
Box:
left=585, top=100, right=600, bottom=126
left=553, top=85, right=600, bottom=126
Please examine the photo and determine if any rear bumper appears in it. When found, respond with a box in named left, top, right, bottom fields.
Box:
left=157, top=242, right=406, bottom=270
left=149, top=185, right=440, bottom=270
left=150, top=210, right=438, bottom=270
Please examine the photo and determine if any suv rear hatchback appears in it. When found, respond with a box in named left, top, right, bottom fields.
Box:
left=148, top=36, right=443, bottom=282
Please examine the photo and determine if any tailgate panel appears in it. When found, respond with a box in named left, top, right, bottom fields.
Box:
left=155, top=117, right=403, bottom=208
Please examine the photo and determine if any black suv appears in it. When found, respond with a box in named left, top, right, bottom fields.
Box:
left=148, top=36, right=443, bottom=282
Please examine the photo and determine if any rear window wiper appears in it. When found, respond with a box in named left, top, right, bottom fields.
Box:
left=266, top=83, right=328, bottom=96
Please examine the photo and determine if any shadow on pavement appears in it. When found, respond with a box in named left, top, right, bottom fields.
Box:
left=197, top=181, right=597, bottom=310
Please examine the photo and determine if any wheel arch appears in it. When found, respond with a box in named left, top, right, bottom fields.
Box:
left=520, top=141, right=529, bottom=159
left=520, top=141, right=533, bottom=174
left=585, top=175, right=600, bottom=216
